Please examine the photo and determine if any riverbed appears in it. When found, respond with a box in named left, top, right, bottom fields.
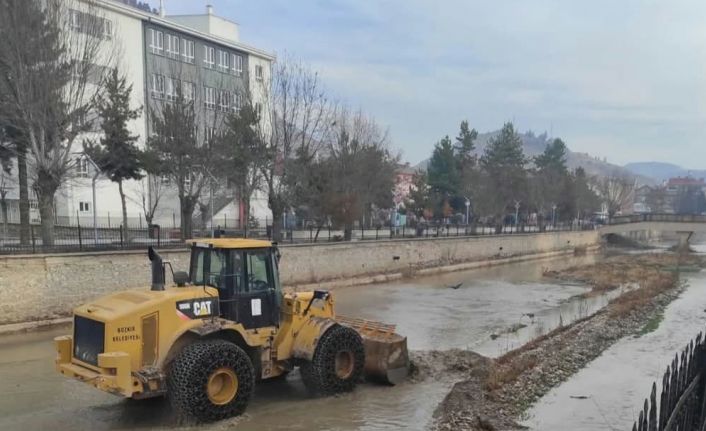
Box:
left=522, top=252, right=706, bottom=430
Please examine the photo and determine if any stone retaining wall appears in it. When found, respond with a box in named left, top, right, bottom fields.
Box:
left=0, top=231, right=600, bottom=325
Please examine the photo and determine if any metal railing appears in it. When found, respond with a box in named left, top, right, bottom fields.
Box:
left=0, top=223, right=184, bottom=255
left=633, top=332, right=706, bottom=431
left=0, top=220, right=595, bottom=255
left=610, top=213, right=706, bottom=225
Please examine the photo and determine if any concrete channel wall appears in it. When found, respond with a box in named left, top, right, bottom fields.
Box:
left=0, top=230, right=600, bottom=326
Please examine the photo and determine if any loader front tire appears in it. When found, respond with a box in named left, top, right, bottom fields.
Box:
left=300, top=324, right=365, bottom=395
left=167, top=339, right=254, bottom=423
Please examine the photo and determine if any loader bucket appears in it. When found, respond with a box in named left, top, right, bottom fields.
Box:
left=337, top=316, right=409, bottom=385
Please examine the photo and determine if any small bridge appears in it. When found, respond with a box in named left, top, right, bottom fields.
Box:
left=601, top=214, right=706, bottom=248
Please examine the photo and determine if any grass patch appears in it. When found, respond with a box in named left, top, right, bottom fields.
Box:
left=484, top=354, right=538, bottom=391
left=637, top=311, right=664, bottom=337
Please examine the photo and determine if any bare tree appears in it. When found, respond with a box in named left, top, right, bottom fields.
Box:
left=593, top=175, right=636, bottom=217
left=645, top=186, right=668, bottom=213
left=255, top=55, right=335, bottom=240
left=130, top=174, right=164, bottom=227
left=0, top=0, right=115, bottom=245
left=323, top=108, right=398, bottom=240
left=144, top=48, right=231, bottom=239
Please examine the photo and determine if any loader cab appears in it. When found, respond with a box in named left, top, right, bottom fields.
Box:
left=188, top=239, right=282, bottom=329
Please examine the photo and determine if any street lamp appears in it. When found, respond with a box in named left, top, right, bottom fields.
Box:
left=514, top=200, right=521, bottom=232
left=464, top=197, right=471, bottom=225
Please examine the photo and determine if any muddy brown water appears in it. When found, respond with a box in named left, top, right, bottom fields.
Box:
left=0, top=253, right=604, bottom=431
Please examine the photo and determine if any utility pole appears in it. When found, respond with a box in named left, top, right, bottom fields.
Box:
left=210, top=178, right=214, bottom=238
left=86, top=156, right=101, bottom=245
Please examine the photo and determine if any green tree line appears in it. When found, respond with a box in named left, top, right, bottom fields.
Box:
left=410, top=121, right=601, bottom=231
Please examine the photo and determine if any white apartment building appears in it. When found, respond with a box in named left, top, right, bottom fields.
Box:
left=52, top=0, right=274, bottom=229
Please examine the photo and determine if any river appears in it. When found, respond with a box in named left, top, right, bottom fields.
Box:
left=522, top=247, right=706, bottom=430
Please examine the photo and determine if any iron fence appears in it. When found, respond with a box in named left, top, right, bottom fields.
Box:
left=0, top=223, right=184, bottom=255
left=0, top=219, right=595, bottom=255
left=633, top=332, right=706, bottom=431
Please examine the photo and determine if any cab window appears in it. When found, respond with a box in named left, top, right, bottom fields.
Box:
left=190, top=247, right=228, bottom=288
left=246, top=250, right=273, bottom=292
left=228, top=251, right=244, bottom=292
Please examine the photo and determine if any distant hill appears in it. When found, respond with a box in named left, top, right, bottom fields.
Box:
left=415, top=129, right=654, bottom=184
left=624, top=162, right=706, bottom=183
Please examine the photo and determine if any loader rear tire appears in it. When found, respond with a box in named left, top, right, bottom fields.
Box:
left=167, top=339, right=254, bottom=423
left=300, top=324, right=365, bottom=395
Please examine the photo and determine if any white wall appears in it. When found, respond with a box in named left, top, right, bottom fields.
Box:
left=58, top=0, right=148, bottom=223
left=55, top=1, right=274, bottom=229
left=167, top=13, right=240, bottom=43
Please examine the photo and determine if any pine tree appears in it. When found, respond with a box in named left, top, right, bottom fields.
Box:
left=478, top=122, right=527, bottom=230
left=532, top=138, right=571, bottom=224
left=84, top=69, right=143, bottom=237
left=534, top=138, right=568, bottom=173
left=219, top=101, right=266, bottom=236
left=454, top=120, right=479, bottom=209
left=455, top=120, right=478, bottom=168
left=427, top=135, right=460, bottom=215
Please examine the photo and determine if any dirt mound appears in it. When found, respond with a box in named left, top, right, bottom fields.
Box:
left=410, top=350, right=491, bottom=383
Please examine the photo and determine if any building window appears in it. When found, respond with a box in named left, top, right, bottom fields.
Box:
left=182, top=81, right=195, bottom=102
left=231, top=92, right=242, bottom=114
left=70, top=10, right=81, bottom=31
left=79, top=202, right=91, bottom=213
left=218, top=50, right=229, bottom=72
left=149, top=29, right=163, bottom=55
left=184, top=173, right=192, bottom=188
left=204, top=46, right=215, bottom=68
left=255, top=64, right=263, bottom=81
left=218, top=90, right=230, bottom=112
left=232, top=54, right=243, bottom=76
left=205, top=127, right=216, bottom=143
left=166, top=77, right=179, bottom=101
left=166, top=34, right=179, bottom=58
left=181, top=39, right=194, bottom=63
left=76, top=157, right=90, bottom=178
left=151, top=74, right=165, bottom=98
left=69, top=9, right=112, bottom=40
left=103, top=20, right=112, bottom=40
left=204, top=86, right=216, bottom=109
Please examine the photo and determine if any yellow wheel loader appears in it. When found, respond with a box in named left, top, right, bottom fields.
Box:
left=55, top=239, right=409, bottom=422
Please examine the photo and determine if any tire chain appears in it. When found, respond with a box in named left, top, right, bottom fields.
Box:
left=167, top=339, right=255, bottom=423
left=301, top=324, right=365, bottom=395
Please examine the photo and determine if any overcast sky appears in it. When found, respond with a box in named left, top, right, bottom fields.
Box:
left=157, top=0, right=706, bottom=168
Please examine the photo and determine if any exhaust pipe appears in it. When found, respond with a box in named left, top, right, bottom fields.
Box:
left=148, top=246, right=165, bottom=291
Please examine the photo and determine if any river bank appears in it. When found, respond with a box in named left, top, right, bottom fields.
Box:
left=0, top=231, right=599, bottom=331
left=430, top=253, right=702, bottom=430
